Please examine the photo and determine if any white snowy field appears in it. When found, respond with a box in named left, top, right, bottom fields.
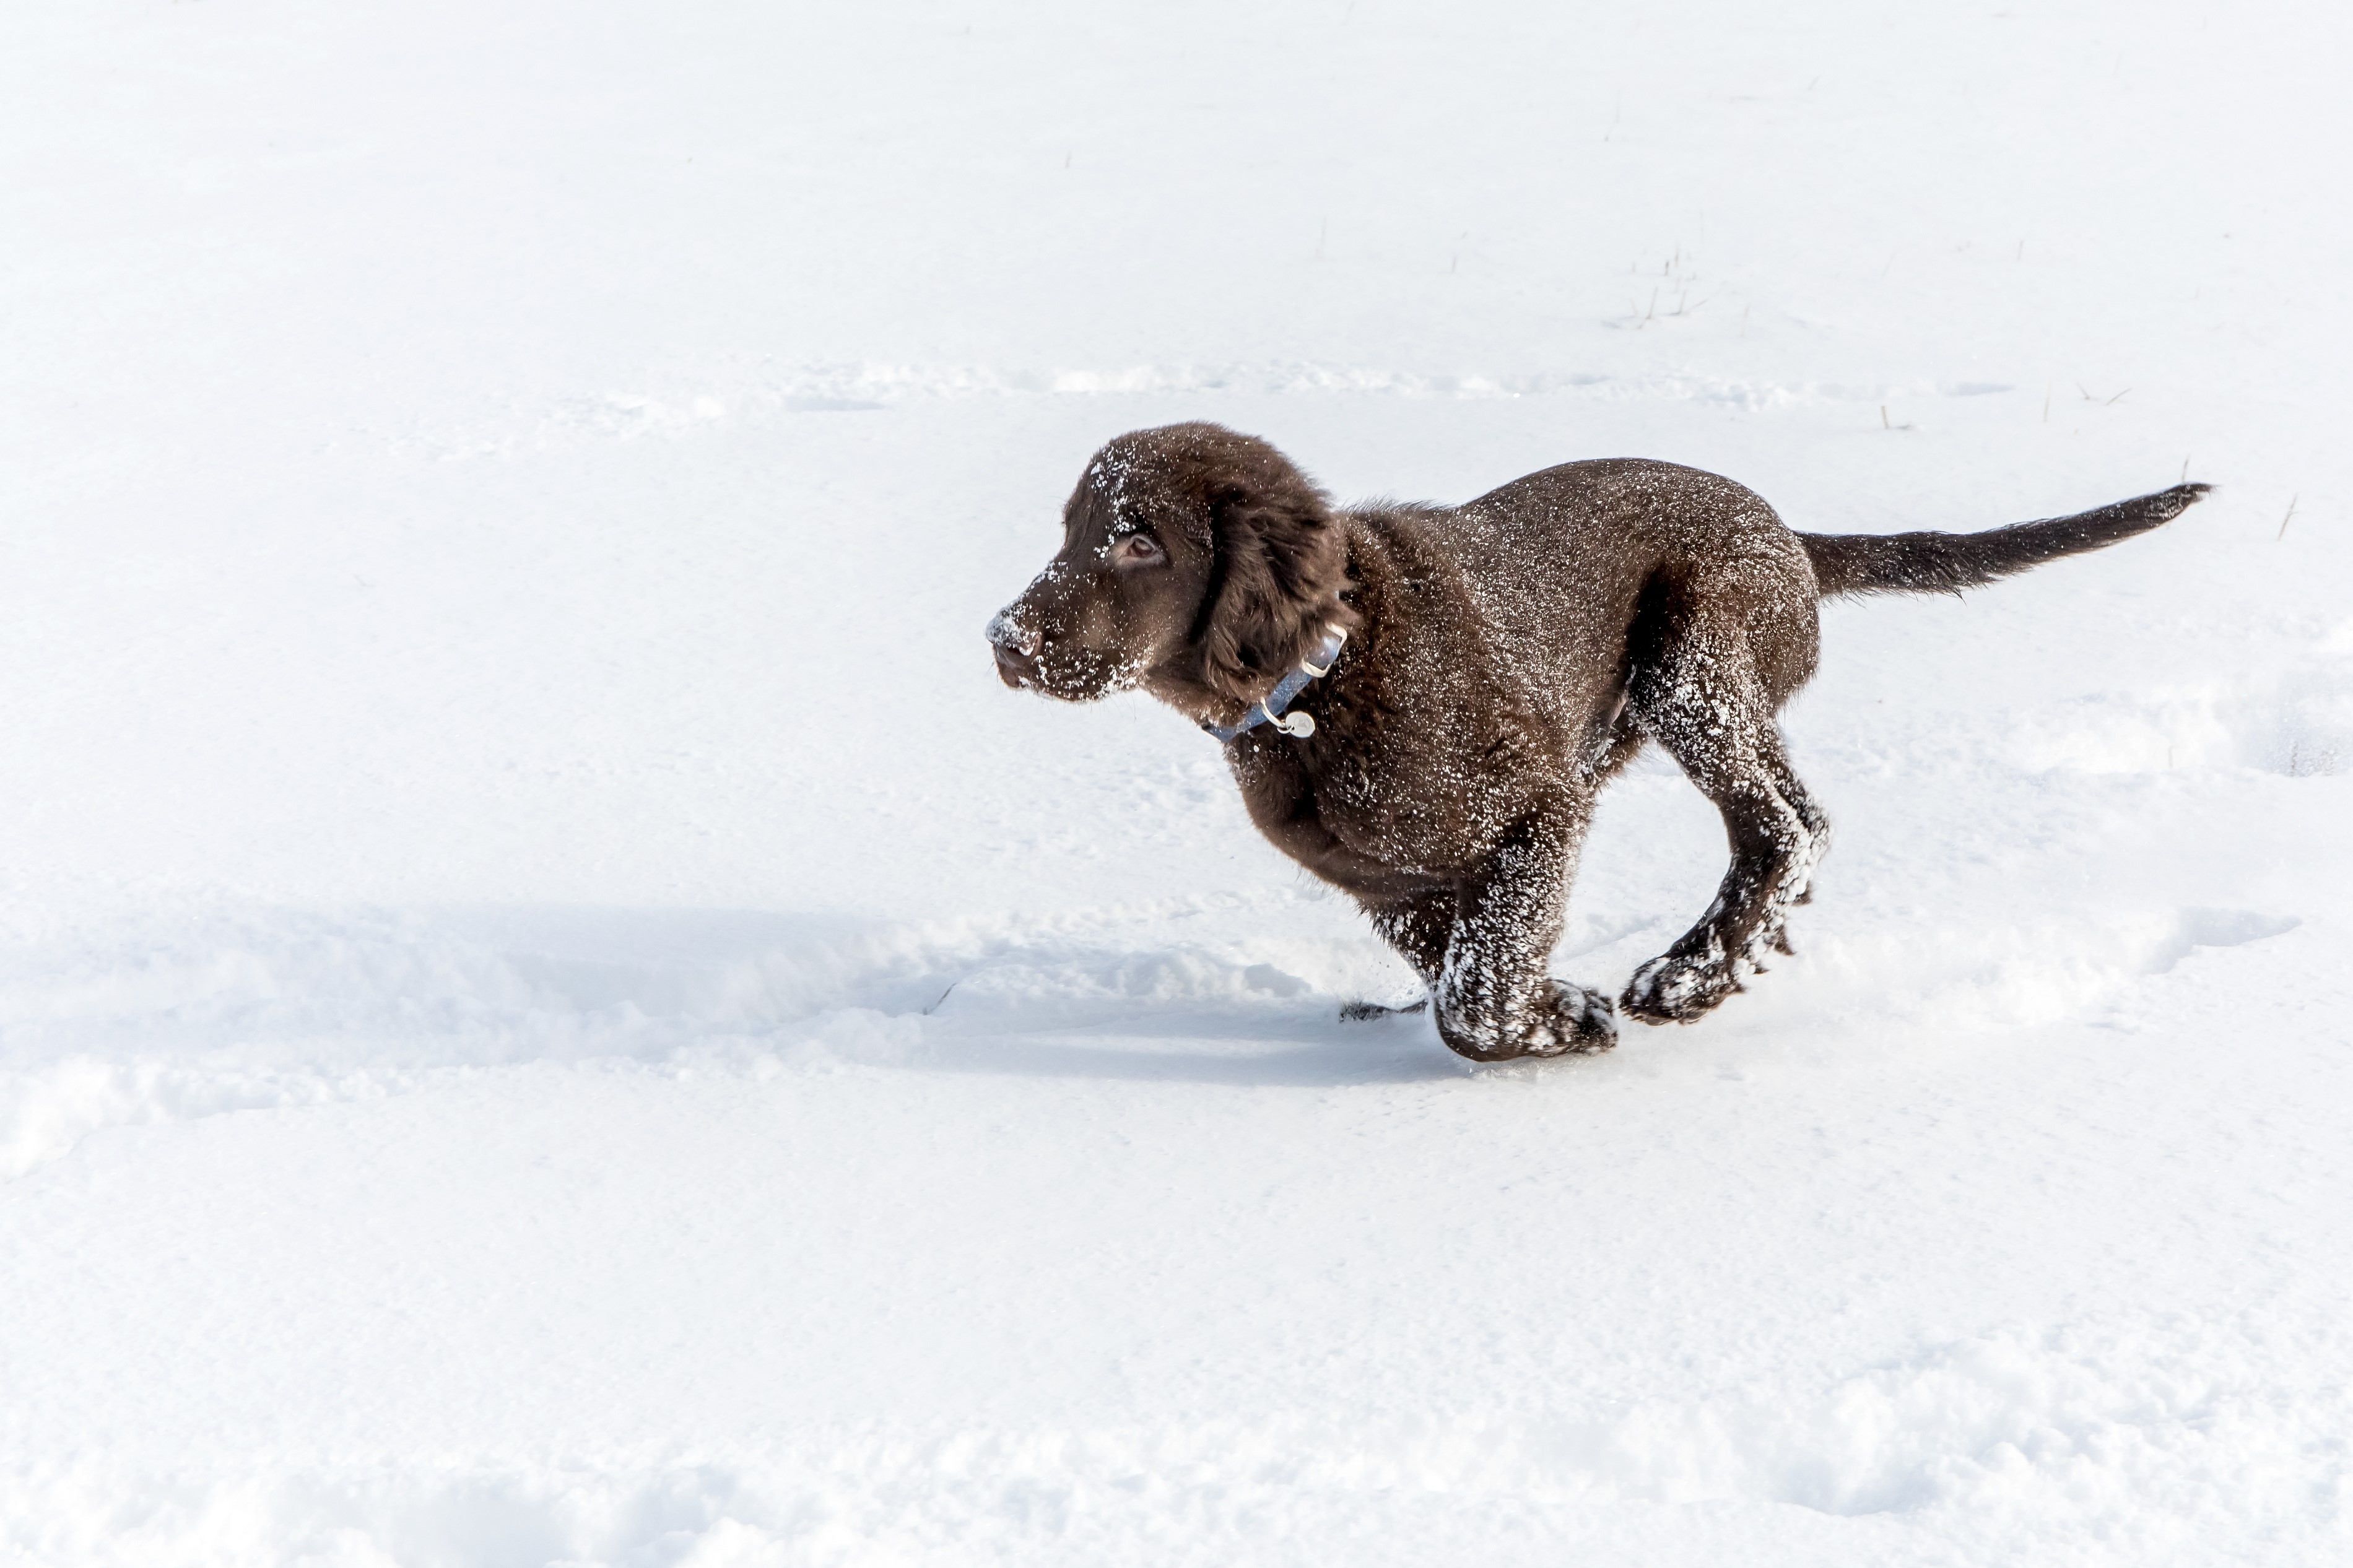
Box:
left=4, top=1, right=2351, bottom=1562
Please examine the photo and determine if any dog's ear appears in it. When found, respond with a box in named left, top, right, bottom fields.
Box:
left=1196, top=468, right=1355, bottom=703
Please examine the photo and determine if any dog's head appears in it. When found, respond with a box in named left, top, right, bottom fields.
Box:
left=986, top=423, right=1355, bottom=719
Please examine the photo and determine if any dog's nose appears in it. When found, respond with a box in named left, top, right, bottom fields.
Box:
left=986, top=609, right=1042, bottom=657
left=987, top=610, right=1043, bottom=688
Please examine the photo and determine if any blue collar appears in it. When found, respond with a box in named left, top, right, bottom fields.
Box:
left=1201, top=626, right=1349, bottom=743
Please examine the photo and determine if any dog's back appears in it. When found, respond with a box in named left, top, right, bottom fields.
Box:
left=1366, top=457, right=1824, bottom=717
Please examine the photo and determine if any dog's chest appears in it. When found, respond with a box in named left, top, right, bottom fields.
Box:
left=1341, top=733, right=1552, bottom=861
left=1233, top=723, right=1560, bottom=889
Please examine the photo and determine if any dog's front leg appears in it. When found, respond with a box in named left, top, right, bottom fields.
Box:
left=1433, top=808, right=1616, bottom=1062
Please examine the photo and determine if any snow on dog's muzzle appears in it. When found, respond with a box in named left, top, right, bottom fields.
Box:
left=985, top=604, right=1043, bottom=689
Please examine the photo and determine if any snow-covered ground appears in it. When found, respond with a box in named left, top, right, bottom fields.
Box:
left=4, top=2, right=2350, bottom=1562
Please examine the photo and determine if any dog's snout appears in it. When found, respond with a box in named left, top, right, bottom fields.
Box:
left=983, top=602, right=1040, bottom=649
left=992, top=641, right=1040, bottom=688
left=987, top=606, right=1044, bottom=688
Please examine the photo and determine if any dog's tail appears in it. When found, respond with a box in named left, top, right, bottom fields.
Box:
left=1799, top=482, right=2209, bottom=599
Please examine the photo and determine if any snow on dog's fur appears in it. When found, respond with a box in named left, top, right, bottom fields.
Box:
left=991, top=422, right=2206, bottom=1062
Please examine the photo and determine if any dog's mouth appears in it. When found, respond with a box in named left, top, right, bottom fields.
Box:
left=992, top=641, right=1041, bottom=690
left=987, top=599, right=1154, bottom=703
left=988, top=641, right=1134, bottom=703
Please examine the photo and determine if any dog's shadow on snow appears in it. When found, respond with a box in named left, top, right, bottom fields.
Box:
left=910, top=1006, right=1469, bottom=1087
left=423, top=905, right=1484, bottom=1088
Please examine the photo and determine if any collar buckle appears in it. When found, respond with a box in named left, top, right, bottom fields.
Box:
left=1201, top=625, right=1348, bottom=744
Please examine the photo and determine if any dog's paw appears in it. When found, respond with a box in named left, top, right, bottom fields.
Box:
left=1433, top=981, right=1615, bottom=1061
left=1339, top=996, right=1429, bottom=1023
left=1521, top=980, right=1618, bottom=1055
left=1620, top=953, right=1737, bottom=1025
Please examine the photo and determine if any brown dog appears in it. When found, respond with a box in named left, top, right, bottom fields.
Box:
left=988, top=422, right=2205, bottom=1062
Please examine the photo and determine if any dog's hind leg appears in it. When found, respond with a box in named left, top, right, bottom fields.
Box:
left=1620, top=626, right=1825, bottom=1023
left=1761, top=746, right=1830, bottom=923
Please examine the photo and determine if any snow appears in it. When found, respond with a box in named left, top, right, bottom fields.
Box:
left=4, top=1, right=2350, bottom=1562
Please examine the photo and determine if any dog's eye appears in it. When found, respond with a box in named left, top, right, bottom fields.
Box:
left=1115, top=534, right=1164, bottom=566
